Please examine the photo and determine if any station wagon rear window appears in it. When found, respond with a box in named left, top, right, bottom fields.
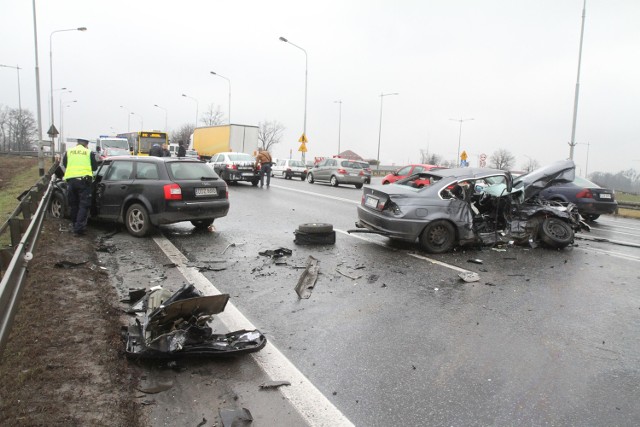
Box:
left=168, top=162, right=218, bottom=180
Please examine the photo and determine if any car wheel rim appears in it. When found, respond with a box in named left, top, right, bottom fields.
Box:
left=429, top=225, right=449, bottom=246
left=129, top=209, right=144, bottom=232
left=545, top=220, right=570, bottom=240
left=52, top=200, right=62, bottom=218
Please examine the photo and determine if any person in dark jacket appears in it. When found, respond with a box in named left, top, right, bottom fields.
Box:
left=162, top=143, right=171, bottom=157
left=177, top=141, right=186, bottom=158
left=62, top=138, right=98, bottom=236
left=255, top=149, right=273, bottom=188
left=149, top=143, right=164, bottom=157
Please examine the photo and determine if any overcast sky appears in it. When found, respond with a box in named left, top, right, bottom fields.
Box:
left=2, top=0, right=639, bottom=174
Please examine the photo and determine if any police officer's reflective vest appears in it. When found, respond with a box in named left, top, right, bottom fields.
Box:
left=64, top=145, right=92, bottom=180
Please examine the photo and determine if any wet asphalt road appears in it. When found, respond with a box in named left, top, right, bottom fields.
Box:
left=104, top=176, right=640, bottom=426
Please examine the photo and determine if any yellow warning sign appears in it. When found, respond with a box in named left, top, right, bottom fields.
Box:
left=460, top=150, right=468, bottom=161
left=298, top=143, right=307, bottom=153
left=298, top=133, right=308, bottom=143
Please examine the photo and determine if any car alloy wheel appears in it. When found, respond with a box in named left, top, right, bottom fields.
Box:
left=330, top=176, right=339, bottom=187
left=125, top=203, right=151, bottom=237
left=307, top=173, right=314, bottom=183
left=50, top=192, right=65, bottom=219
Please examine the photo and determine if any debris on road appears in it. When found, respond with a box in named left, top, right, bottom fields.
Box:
left=467, top=259, right=483, bottom=264
left=219, top=407, right=253, bottom=426
left=258, top=247, right=293, bottom=259
left=122, top=284, right=267, bottom=358
left=221, top=242, right=236, bottom=255
left=336, top=269, right=362, bottom=280
left=95, top=242, right=117, bottom=253
left=294, top=223, right=336, bottom=245
left=458, top=272, right=480, bottom=282
left=259, top=380, right=291, bottom=389
left=295, top=256, right=320, bottom=299
left=136, top=380, right=174, bottom=394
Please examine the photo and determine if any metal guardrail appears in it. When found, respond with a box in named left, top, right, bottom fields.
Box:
left=618, top=201, right=640, bottom=211
left=0, top=164, right=56, bottom=356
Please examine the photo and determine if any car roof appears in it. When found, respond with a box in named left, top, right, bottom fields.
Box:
left=428, top=167, right=507, bottom=179
left=106, top=156, right=201, bottom=163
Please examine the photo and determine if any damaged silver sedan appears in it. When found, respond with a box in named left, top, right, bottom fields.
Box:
left=123, top=284, right=266, bottom=358
left=351, top=160, right=589, bottom=254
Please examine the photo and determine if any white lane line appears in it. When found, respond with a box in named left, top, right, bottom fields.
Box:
left=334, top=228, right=472, bottom=274
left=270, top=184, right=360, bottom=205
left=153, top=235, right=354, bottom=427
left=578, top=245, right=640, bottom=262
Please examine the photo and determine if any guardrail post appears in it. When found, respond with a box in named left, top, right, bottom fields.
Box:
left=0, top=249, right=13, bottom=275
left=9, top=218, right=24, bottom=248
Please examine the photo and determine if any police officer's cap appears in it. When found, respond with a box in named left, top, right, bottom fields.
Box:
left=77, top=138, right=89, bottom=146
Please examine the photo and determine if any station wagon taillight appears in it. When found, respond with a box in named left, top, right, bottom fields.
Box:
left=226, top=164, right=238, bottom=170
left=337, top=168, right=347, bottom=175
left=164, top=183, right=182, bottom=200
left=576, top=189, right=593, bottom=199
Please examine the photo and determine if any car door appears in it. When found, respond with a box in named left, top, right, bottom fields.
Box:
left=95, top=159, right=135, bottom=219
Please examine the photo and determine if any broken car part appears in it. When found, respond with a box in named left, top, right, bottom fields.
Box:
left=122, top=284, right=266, bottom=358
left=294, top=223, right=335, bottom=245
left=295, top=256, right=320, bottom=299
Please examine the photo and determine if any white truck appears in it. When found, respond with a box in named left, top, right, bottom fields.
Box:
left=192, top=124, right=259, bottom=160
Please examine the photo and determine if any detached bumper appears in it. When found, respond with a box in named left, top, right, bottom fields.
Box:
left=152, top=199, right=230, bottom=225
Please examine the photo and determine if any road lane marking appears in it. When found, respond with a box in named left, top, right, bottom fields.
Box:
left=153, top=235, right=354, bottom=427
left=270, top=184, right=360, bottom=205
left=334, top=228, right=473, bottom=274
left=578, top=245, right=640, bottom=262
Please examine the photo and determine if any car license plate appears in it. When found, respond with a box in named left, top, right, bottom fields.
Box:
left=365, top=195, right=379, bottom=208
left=195, top=187, right=217, bottom=196
left=599, top=193, right=611, bottom=199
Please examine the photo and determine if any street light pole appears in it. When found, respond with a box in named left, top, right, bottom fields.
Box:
left=154, top=104, right=168, bottom=130
left=58, top=90, right=73, bottom=151
left=182, top=94, right=199, bottom=128
left=120, top=105, right=131, bottom=132
left=31, top=0, right=45, bottom=175
left=449, top=117, right=474, bottom=166
left=60, top=100, right=77, bottom=153
left=49, top=26, right=87, bottom=157
left=131, top=112, right=143, bottom=130
left=0, top=64, right=23, bottom=148
left=210, top=71, right=231, bottom=124
left=569, top=0, right=587, bottom=160
left=334, top=100, right=342, bottom=156
left=279, top=36, right=308, bottom=162
left=576, top=142, right=591, bottom=177
left=376, top=92, right=399, bottom=170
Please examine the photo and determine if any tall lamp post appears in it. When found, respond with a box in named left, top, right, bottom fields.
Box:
left=576, top=142, right=591, bottom=177
left=0, top=64, right=23, bottom=147
left=569, top=0, right=587, bottom=160
left=60, top=100, right=77, bottom=152
left=376, top=92, right=399, bottom=169
left=334, top=100, right=342, bottom=156
left=182, top=94, right=199, bottom=128
left=210, top=71, right=231, bottom=124
left=130, top=112, right=143, bottom=131
left=449, top=117, right=474, bottom=166
left=58, top=90, right=73, bottom=151
left=50, top=26, right=87, bottom=156
left=120, top=105, right=131, bottom=132
left=154, top=104, right=168, bottom=130
left=32, top=0, right=45, bottom=175
left=279, top=36, right=308, bottom=162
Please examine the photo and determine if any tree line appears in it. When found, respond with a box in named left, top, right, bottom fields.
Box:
left=0, top=105, right=38, bottom=151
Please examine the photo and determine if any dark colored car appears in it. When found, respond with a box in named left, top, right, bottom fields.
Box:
left=538, top=176, right=617, bottom=221
left=206, top=152, right=260, bottom=186
left=351, top=160, right=589, bottom=254
left=382, top=164, right=443, bottom=186
left=50, top=156, right=229, bottom=237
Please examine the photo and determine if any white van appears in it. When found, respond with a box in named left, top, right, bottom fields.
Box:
left=272, top=158, right=308, bottom=180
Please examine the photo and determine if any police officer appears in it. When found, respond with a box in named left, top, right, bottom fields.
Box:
left=62, top=138, right=98, bottom=236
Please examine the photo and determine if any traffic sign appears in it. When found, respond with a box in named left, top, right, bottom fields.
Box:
left=298, top=133, right=308, bottom=143
left=298, top=143, right=307, bottom=153
left=47, top=124, right=59, bottom=138
left=479, top=153, right=487, bottom=161
left=460, top=150, right=468, bottom=161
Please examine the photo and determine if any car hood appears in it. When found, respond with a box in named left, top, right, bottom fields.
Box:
left=513, top=159, right=576, bottom=200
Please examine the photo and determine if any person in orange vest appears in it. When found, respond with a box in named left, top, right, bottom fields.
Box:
left=255, top=148, right=273, bottom=188
left=62, top=138, right=98, bottom=236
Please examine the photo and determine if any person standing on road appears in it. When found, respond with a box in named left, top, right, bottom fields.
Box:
left=177, top=141, right=186, bottom=158
left=255, top=148, right=273, bottom=188
left=62, top=138, right=98, bottom=236
left=149, top=143, right=164, bottom=157
left=162, top=143, right=171, bottom=157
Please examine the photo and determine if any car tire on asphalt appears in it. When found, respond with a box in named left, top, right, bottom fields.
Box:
left=125, top=203, right=151, bottom=237
left=307, top=173, right=314, bottom=184
left=330, top=176, right=339, bottom=187
left=300, top=174, right=306, bottom=181
left=539, top=217, right=574, bottom=248
left=50, top=191, right=66, bottom=219
left=252, top=179, right=259, bottom=186
left=191, top=219, right=214, bottom=228
left=585, top=214, right=600, bottom=221
left=355, top=183, right=363, bottom=189
left=297, top=223, right=333, bottom=233
left=419, top=220, right=456, bottom=254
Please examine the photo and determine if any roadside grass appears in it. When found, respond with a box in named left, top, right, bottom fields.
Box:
left=616, top=192, right=640, bottom=203
left=616, top=208, right=640, bottom=220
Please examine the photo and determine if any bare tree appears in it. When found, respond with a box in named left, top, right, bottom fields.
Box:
left=419, top=149, right=442, bottom=165
left=0, top=106, right=37, bottom=151
left=258, top=120, right=285, bottom=151
left=489, top=148, right=515, bottom=170
left=521, top=157, right=540, bottom=173
left=171, top=123, right=195, bottom=147
left=200, top=103, right=226, bottom=126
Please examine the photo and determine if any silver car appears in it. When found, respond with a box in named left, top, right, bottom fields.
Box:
left=351, top=160, right=589, bottom=253
left=306, top=158, right=367, bottom=189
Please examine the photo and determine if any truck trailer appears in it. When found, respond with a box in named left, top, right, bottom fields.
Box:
left=192, top=125, right=259, bottom=159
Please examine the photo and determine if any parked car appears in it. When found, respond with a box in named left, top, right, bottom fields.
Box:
left=354, top=161, right=372, bottom=184
left=184, top=149, right=199, bottom=159
left=537, top=176, right=617, bottom=221
left=272, top=158, right=308, bottom=180
left=50, top=156, right=230, bottom=237
left=306, top=158, right=367, bottom=189
left=351, top=160, right=589, bottom=253
left=99, top=146, right=131, bottom=160
left=206, top=152, right=259, bottom=186
left=382, top=164, right=443, bottom=186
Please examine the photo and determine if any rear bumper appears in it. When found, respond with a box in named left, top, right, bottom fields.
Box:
left=225, top=170, right=259, bottom=182
left=356, top=206, right=421, bottom=241
left=576, top=200, right=618, bottom=215
left=152, top=199, right=230, bottom=224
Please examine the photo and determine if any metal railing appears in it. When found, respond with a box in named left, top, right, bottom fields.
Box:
left=0, top=163, right=56, bottom=356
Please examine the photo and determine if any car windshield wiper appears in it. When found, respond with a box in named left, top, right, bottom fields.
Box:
left=201, top=176, right=218, bottom=180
